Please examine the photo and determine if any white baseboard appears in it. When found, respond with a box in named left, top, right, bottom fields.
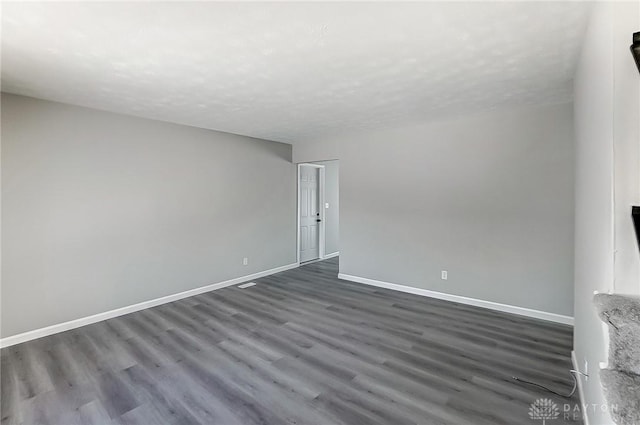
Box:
left=572, top=350, right=590, bottom=425
left=0, top=262, right=299, bottom=348
left=323, top=251, right=340, bottom=259
left=337, top=273, right=574, bottom=326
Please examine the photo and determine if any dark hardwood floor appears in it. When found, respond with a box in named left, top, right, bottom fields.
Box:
left=1, top=257, right=582, bottom=424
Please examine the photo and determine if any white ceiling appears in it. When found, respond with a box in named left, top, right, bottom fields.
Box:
left=2, top=2, right=590, bottom=144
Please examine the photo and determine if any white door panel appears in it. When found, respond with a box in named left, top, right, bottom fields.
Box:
left=299, top=166, right=320, bottom=262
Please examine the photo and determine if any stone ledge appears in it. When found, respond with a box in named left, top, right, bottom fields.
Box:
left=594, top=293, right=640, bottom=425
left=601, top=369, right=640, bottom=425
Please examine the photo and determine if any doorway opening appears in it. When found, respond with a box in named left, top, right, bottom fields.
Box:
left=297, top=161, right=339, bottom=264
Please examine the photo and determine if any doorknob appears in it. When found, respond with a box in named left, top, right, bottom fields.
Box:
left=316, top=219, right=322, bottom=222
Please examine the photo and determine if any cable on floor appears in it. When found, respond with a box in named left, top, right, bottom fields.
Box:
left=512, top=370, right=586, bottom=398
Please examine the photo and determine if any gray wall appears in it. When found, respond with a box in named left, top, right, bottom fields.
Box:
left=573, top=3, right=640, bottom=424
left=335, top=102, right=575, bottom=316
left=1, top=94, right=296, bottom=338
left=294, top=140, right=339, bottom=164
left=312, top=160, right=339, bottom=255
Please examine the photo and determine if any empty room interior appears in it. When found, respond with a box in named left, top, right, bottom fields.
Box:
left=2, top=2, right=640, bottom=425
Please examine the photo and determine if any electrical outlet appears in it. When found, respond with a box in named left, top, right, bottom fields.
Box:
left=243, top=257, right=248, bottom=266
left=325, top=203, right=330, bottom=209
left=584, top=359, right=589, bottom=381
left=441, top=270, right=448, bottom=280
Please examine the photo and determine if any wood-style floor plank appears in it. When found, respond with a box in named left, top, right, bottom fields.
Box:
left=1, top=257, right=582, bottom=424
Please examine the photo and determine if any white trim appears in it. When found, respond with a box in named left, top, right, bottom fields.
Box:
left=319, top=166, right=326, bottom=259
left=0, top=262, right=299, bottom=348
left=323, top=251, right=340, bottom=259
left=299, top=257, right=326, bottom=266
left=337, top=273, right=574, bottom=326
left=572, top=350, right=590, bottom=425
left=297, top=163, right=326, bottom=264
left=297, top=164, right=301, bottom=264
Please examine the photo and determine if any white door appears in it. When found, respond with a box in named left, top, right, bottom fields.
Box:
left=299, top=166, right=320, bottom=262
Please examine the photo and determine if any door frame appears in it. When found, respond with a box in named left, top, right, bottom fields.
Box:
left=297, top=163, right=326, bottom=264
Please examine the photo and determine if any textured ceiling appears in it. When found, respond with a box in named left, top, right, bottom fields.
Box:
left=2, top=2, right=590, bottom=144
